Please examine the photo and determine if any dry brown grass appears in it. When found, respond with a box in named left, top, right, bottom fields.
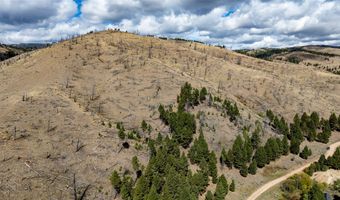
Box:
left=0, top=30, right=339, bottom=199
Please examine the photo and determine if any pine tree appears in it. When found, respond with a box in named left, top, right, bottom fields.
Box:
left=146, top=184, right=159, bottom=200
left=133, top=176, right=149, bottom=200
left=121, top=176, right=133, bottom=200
left=224, top=149, right=233, bottom=169
left=251, top=128, right=261, bottom=149
left=282, top=135, right=290, bottom=156
left=240, top=163, right=248, bottom=177
left=290, top=137, right=300, bottom=155
left=110, top=170, right=121, bottom=192
left=190, top=170, right=209, bottom=196
left=188, top=131, right=209, bottom=164
left=232, top=135, right=245, bottom=169
left=229, top=179, right=235, bottom=192
left=311, top=112, right=320, bottom=128
left=132, top=156, right=140, bottom=171
left=205, top=191, right=213, bottom=200
left=220, top=148, right=227, bottom=166
left=192, top=89, right=200, bottom=106
left=266, top=109, right=275, bottom=122
left=290, top=122, right=303, bottom=143
left=248, top=160, right=257, bottom=175
left=299, top=146, right=312, bottom=160
left=329, top=113, right=338, bottom=131
left=141, top=120, right=148, bottom=132
left=254, top=146, right=267, bottom=168
left=208, top=152, right=218, bottom=184
left=317, top=121, right=331, bottom=144
left=243, top=131, right=253, bottom=162
left=214, top=175, right=228, bottom=200
left=199, top=87, right=208, bottom=102
left=162, top=167, right=180, bottom=199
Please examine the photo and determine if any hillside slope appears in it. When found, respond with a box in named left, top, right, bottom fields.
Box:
left=0, top=30, right=339, bottom=200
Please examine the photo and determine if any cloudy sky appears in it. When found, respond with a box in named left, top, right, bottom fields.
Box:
left=1, top=0, right=340, bottom=49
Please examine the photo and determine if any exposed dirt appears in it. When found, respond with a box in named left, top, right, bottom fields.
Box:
left=0, top=31, right=339, bottom=200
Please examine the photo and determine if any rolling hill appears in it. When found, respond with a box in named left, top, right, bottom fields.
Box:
left=0, top=30, right=339, bottom=200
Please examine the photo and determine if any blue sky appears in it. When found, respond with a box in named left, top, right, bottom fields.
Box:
left=0, top=0, right=340, bottom=49
left=73, top=0, right=82, bottom=18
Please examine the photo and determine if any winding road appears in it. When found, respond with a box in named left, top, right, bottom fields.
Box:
left=246, top=141, right=340, bottom=200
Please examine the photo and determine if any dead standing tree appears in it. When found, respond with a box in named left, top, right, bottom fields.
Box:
left=72, top=173, right=90, bottom=200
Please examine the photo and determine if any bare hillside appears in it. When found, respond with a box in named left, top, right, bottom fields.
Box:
left=0, top=30, right=339, bottom=200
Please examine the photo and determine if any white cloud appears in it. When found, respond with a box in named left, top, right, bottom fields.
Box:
left=0, top=0, right=340, bottom=49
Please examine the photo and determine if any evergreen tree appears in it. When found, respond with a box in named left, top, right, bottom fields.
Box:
left=251, top=128, right=261, bottom=149
left=208, top=152, right=218, bottom=184
left=248, top=160, right=257, bottom=175
left=240, top=163, right=248, bottom=177
left=310, top=112, right=320, bottom=128
left=266, top=109, right=275, bottom=122
left=132, top=156, right=140, bottom=171
left=282, top=135, right=290, bottom=156
left=317, top=121, right=331, bottom=144
left=192, top=89, right=200, bottom=106
left=299, top=146, right=312, bottom=160
left=229, top=179, right=235, bottom=192
left=178, top=177, right=196, bottom=200
left=141, top=120, right=148, bottom=132
left=200, top=87, right=208, bottom=102
left=133, top=176, right=149, bottom=200
left=158, top=104, right=167, bottom=122
left=205, top=191, right=213, bottom=200
left=225, top=149, right=233, bottom=169
left=243, top=131, right=254, bottom=162
left=290, top=122, right=303, bottom=143
left=190, top=170, right=209, bottom=196
left=214, top=175, right=228, bottom=200
left=146, top=184, right=159, bottom=200
left=254, top=146, right=267, bottom=168
left=188, top=131, right=209, bottom=164
left=329, top=113, right=338, bottom=131
left=121, top=176, right=133, bottom=200
left=162, top=167, right=180, bottom=199
left=220, top=148, right=227, bottom=166
left=232, top=135, right=245, bottom=168
left=110, top=170, right=121, bottom=193
left=290, top=137, right=300, bottom=155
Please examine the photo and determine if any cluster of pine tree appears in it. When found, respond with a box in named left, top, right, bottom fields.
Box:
left=111, top=129, right=233, bottom=200
left=222, top=99, right=240, bottom=122
left=177, top=82, right=208, bottom=112
left=109, top=83, right=238, bottom=200
left=305, top=147, right=340, bottom=176
left=267, top=110, right=339, bottom=146
left=299, top=146, right=312, bottom=160
left=158, top=104, right=196, bottom=148
left=188, top=129, right=218, bottom=183
left=266, top=109, right=289, bottom=135
left=220, top=124, right=290, bottom=177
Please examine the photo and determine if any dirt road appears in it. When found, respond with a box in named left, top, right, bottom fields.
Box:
left=246, top=141, right=340, bottom=200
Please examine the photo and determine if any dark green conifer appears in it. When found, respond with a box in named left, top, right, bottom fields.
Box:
left=229, top=179, right=235, bottom=192
left=248, top=160, right=257, bottom=175
left=254, top=146, right=267, bottom=168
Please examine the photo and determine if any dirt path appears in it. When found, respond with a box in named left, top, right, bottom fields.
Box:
left=246, top=141, right=340, bottom=200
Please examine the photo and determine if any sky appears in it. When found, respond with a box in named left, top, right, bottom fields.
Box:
left=0, top=0, right=340, bottom=49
